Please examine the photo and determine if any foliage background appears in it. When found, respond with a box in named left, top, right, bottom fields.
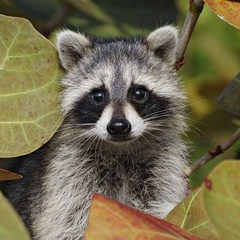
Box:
left=0, top=0, right=239, bottom=187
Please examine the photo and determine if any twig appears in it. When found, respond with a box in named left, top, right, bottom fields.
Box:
left=176, top=0, right=205, bottom=70
left=184, top=127, right=240, bottom=177
left=41, top=1, right=74, bottom=37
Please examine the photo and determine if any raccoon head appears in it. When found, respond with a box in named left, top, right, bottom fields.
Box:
left=56, top=26, right=186, bottom=144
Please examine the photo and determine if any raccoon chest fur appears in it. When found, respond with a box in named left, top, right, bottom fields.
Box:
left=1, top=25, right=189, bottom=240
left=85, top=147, right=159, bottom=205
left=46, top=140, right=167, bottom=209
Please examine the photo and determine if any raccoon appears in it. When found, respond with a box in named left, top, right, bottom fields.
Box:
left=1, top=26, right=189, bottom=240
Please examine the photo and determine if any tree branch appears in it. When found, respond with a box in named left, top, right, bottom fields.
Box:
left=176, top=0, right=205, bottom=69
left=184, top=127, right=240, bottom=177
left=41, top=1, right=74, bottom=37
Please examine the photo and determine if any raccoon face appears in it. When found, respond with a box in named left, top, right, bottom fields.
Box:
left=56, top=26, right=186, bottom=144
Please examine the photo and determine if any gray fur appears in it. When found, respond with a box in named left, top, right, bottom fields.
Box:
left=2, top=26, right=189, bottom=240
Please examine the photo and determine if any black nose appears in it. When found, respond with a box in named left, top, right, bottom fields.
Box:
left=107, top=118, right=131, bottom=135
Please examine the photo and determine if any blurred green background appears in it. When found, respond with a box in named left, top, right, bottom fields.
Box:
left=0, top=0, right=239, bottom=187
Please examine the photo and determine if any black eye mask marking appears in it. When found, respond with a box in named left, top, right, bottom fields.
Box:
left=71, top=86, right=109, bottom=124
left=128, top=84, right=171, bottom=120
left=69, top=83, right=171, bottom=125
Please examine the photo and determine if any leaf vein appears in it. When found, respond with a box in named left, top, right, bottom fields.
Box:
left=180, top=187, right=202, bottom=229
left=0, top=72, right=59, bottom=97
left=0, top=26, right=22, bottom=70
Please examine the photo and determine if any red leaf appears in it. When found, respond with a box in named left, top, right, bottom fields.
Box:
left=85, top=193, right=203, bottom=240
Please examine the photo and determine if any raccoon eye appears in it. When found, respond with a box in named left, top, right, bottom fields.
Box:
left=133, top=87, right=148, bottom=101
left=92, top=90, right=105, bottom=102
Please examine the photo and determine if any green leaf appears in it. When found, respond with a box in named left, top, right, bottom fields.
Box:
left=216, top=72, right=240, bottom=115
left=0, top=14, right=62, bottom=158
left=204, top=0, right=240, bottom=30
left=0, top=192, right=30, bottom=239
left=0, top=168, right=22, bottom=181
left=202, top=160, right=240, bottom=240
left=165, top=188, right=219, bottom=240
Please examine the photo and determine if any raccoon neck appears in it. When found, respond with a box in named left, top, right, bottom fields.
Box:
left=48, top=137, right=164, bottom=207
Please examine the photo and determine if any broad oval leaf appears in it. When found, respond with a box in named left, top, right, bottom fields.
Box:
left=216, top=72, right=240, bottom=115
left=85, top=193, right=203, bottom=240
left=0, top=14, right=62, bottom=158
left=204, top=0, right=240, bottom=29
left=0, top=168, right=22, bottom=181
left=203, top=160, right=240, bottom=240
left=165, top=187, right=219, bottom=240
left=0, top=192, right=30, bottom=239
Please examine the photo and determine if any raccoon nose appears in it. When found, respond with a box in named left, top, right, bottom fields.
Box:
left=107, top=118, right=131, bottom=135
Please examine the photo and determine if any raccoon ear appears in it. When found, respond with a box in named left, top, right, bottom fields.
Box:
left=56, top=30, right=91, bottom=71
left=146, top=26, right=178, bottom=65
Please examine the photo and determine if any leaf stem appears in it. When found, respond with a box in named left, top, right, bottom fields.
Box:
left=184, top=127, right=240, bottom=176
left=176, top=0, right=205, bottom=69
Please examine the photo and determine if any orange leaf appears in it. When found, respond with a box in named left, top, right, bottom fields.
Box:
left=204, top=0, right=240, bottom=29
left=85, top=193, right=203, bottom=240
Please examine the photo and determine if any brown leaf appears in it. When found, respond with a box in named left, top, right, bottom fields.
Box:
left=85, top=193, right=203, bottom=240
left=0, top=168, right=22, bottom=181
